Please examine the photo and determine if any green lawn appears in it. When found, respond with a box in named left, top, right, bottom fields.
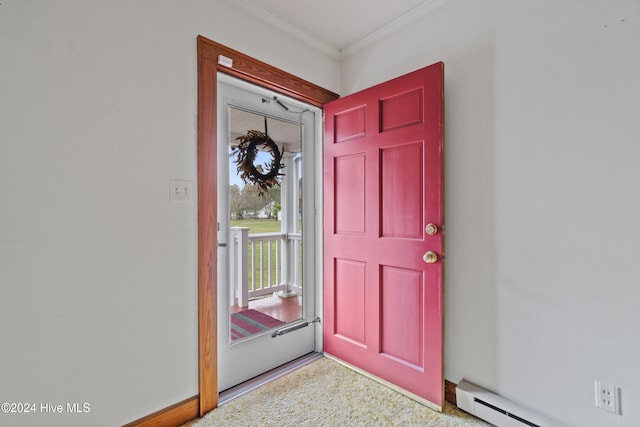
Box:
left=230, top=219, right=281, bottom=233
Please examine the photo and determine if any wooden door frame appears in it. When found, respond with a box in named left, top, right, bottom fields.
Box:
left=196, top=35, right=338, bottom=416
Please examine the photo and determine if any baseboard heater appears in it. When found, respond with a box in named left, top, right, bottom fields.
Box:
left=456, top=379, right=567, bottom=427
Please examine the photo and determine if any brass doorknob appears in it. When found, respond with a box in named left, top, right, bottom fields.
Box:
left=423, top=251, right=438, bottom=264
left=425, top=223, right=438, bottom=235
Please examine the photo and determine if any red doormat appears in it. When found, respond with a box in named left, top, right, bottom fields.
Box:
left=231, top=309, right=285, bottom=341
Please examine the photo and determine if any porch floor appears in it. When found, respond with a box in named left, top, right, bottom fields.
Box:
left=231, top=294, right=302, bottom=324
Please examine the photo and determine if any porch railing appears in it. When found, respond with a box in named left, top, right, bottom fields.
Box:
left=229, top=227, right=302, bottom=307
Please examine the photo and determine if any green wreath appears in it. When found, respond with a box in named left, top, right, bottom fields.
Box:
left=234, top=130, right=285, bottom=195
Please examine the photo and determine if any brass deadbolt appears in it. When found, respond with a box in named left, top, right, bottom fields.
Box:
left=425, top=223, right=438, bottom=235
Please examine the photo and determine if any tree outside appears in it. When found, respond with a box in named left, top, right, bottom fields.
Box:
left=230, top=183, right=281, bottom=220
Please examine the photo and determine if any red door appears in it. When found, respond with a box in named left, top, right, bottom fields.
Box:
left=323, top=63, right=444, bottom=408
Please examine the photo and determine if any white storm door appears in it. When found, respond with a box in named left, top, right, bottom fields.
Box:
left=216, top=74, right=321, bottom=391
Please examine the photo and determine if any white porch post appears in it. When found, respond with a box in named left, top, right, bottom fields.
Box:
left=292, top=155, right=302, bottom=287
left=277, top=152, right=297, bottom=298
left=230, top=227, right=250, bottom=308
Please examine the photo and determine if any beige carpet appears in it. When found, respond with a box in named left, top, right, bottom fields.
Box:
left=183, top=356, right=491, bottom=427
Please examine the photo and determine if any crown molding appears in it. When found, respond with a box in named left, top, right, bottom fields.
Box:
left=341, top=0, right=451, bottom=59
left=228, top=0, right=342, bottom=60
left=224, top=0, right=450, bottom=62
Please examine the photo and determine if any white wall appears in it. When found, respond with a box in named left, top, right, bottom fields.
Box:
left=3, top=0, right=639, bottom=425
left=341, top=1, right=640, bottom=426
left=0, top=1, right=339, bottom=426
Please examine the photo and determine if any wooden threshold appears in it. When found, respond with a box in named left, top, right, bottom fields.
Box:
left=219, top=352, right=322, bottom=405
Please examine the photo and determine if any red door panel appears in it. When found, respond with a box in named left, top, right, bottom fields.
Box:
left=380, top=265, right=423, bottom=368
left=381, top=142, right=424, bottom=238
left=334, top=154, right=366, bottom=234
left=334, top=258, right=366, bottom=346
left=324, top=63, right=444, bottom=408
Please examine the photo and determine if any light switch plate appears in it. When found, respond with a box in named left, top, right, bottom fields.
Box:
left=170, top=180, right=193, bottom=202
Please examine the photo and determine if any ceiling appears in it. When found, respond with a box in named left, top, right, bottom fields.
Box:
left=226, top=0, right=449, bottom=58
left=229, top=107, right=302, bottom=153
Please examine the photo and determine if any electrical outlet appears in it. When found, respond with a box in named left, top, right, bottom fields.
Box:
left=595, top=380, right=620, bottom=415
left=170, top=180, right=193, bottom=202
